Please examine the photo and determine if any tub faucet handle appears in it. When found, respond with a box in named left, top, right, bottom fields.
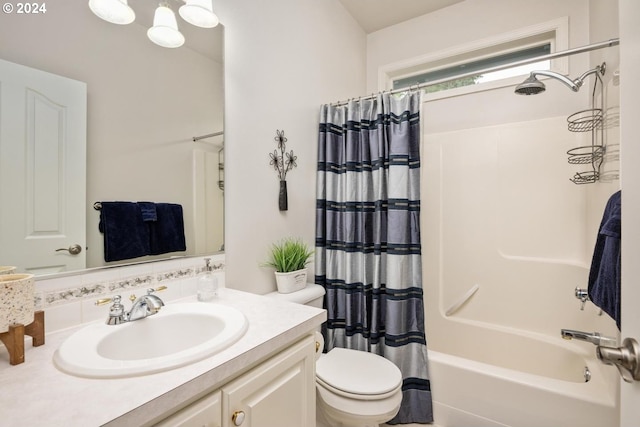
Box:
left=597, top=337, right=640, bottom=383
left=575, top=287, right=589, bottom=310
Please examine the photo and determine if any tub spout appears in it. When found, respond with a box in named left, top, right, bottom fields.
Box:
left=561, top=329, right=617, bottom=348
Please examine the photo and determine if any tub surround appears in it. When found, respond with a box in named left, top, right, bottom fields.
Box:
left=0, top=288, right=326, bottom=426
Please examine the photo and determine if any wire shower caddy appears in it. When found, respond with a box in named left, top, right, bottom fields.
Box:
left=566, top=62, right=606, bottom=184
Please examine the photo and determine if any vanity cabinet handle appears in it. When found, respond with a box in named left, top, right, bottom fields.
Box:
left=55, top=244, right=82, bottom=255
left=231, top=410, right=245, bottom=425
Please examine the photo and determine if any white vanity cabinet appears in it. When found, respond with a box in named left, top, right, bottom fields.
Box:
left=222, top=333, right=316, bottom=427
left=155, top=334, right=316, bottom=427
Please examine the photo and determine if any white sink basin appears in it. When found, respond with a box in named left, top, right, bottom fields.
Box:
left=53, top=303, right=248, bottom=378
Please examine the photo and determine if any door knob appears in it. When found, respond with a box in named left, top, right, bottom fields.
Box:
left=55, top=244, right=82, bottom=255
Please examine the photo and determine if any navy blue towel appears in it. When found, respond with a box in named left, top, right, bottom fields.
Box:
left=99, top=202, right=151, bottom=262
left=149, top=203, right=187, bottom=255
left=588, top=190, right=621, bottom=329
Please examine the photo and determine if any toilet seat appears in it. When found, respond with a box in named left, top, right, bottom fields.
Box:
left=315, top=349, right=404, bottom=426
left=316, top=348, right=402, bottom=399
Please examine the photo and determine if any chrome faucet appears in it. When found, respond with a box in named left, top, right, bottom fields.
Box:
left=128, top=290, right=165, bottom=321
left=561, top=329, right=617, bottom=348
left=97, top=288, right=165, bottom=325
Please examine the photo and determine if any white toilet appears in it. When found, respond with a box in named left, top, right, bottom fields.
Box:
left=267, top=284, right=403, bottom=427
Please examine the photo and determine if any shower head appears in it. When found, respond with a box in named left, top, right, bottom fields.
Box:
left=514, top=63, right=606, bottom=96
left=515, top=70, right=579, bottom=95
left=514, top=75, right=546, bottom=95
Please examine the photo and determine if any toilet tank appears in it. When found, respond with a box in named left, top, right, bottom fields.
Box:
left=265, top=283, right=325, bottom=308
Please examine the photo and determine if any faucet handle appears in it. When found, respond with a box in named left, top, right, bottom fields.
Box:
left=575, top=287, right=589, bottom=310
left=597, top=338, right=640, bottom=383
left=100, top=295, right=126, bottom=325
left=127, top=285, right=167, bottom=302
left=95, top=297, right=114, bottom=306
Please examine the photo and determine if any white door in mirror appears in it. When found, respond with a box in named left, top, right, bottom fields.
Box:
left=0, top=59, right=87, bottom=275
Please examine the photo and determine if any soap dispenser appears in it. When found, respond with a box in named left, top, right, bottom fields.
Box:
left=197, top=258, right=218, bottom=301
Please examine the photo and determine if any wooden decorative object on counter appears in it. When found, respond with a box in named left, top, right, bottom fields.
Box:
left=0, top=310, right=45, bottom=365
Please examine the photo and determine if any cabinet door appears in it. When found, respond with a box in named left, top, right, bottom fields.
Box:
left=222, top=335, right=315, bottom=427
left=155, top=391, right=222, bottom=427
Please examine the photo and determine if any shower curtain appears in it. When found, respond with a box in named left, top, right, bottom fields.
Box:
left=315, top=90, right=433, bottom=424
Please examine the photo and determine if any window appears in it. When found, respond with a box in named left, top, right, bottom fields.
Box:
left=380, top=19, right=568, bottom=99
left=393, top=44, right=551, bottom=94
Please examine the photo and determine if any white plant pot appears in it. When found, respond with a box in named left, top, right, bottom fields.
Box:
left=275, top=269, right=307, bottom=294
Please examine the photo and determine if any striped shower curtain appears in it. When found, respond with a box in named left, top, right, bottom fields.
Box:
left=315, top=90, right=433, bottom=424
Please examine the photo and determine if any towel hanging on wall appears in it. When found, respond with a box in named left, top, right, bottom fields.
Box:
left=587, top=190, right=621, bottom=329
left=98, top=201, right=186, bottom=262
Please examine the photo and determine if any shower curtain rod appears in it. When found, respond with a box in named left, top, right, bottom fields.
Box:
left=331, top=38, right=620, bottom=106
left=192, top=131, right=224, bottom=142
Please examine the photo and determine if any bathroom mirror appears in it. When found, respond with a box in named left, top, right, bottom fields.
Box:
left=0, top=3, right=224, bottom=277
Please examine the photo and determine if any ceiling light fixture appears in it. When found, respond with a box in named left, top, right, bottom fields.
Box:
left=179, top=0, right=219, bottom=28
left=147, top=3, right=185, bottom=48
left=88, top=0, right=218, bottom=48
left=88, top=0, right=135, bottom=25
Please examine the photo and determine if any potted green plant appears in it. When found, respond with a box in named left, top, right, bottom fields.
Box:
left=263, top=238, right=314, bottom=293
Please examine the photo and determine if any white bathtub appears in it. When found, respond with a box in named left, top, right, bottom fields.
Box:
left=428, top=323, right=619, bottom=427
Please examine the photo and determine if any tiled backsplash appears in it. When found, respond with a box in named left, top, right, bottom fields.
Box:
left=34, top=254, right=225, bottom=333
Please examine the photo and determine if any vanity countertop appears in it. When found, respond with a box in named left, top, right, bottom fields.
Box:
left=0, top=289, right=326, bottom=427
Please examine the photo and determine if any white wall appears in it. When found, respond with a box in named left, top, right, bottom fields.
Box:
left=215, top=0, right=366, bottom=294
left=0, top=3, right=224, bottom=268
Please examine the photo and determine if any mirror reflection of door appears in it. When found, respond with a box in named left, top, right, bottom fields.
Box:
left=0, top=59, right=86, bottom=274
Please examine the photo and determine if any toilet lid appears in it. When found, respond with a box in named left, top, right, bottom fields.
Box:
left=316, top=348, right=402, bottom=395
